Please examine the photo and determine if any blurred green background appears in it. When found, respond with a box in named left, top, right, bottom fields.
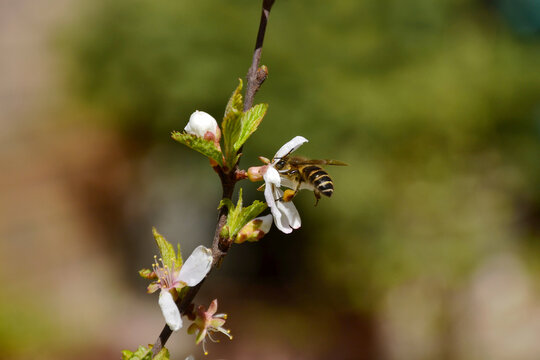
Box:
left=2, top=0, right=540, bottom=359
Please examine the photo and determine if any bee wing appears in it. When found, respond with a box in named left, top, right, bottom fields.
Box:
left=320, top=159, right=348, bottom=166
left=288, top=156, right=348, bottom=166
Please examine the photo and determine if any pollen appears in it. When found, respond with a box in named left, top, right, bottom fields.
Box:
left=283, top=189, right=295, bottom=202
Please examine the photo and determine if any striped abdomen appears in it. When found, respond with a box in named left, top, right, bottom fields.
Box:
left=302, top=165, right=334, bottom=197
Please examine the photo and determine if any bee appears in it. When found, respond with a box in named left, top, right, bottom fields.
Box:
left=273, top=154, right=347, bottom=206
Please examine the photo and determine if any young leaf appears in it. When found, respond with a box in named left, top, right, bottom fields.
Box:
left=152, top=227, right=176, bottom=270
left=218, top=198, right=235, bottom=212
left=121, top=346, right=170, bottom=360
left=232, top=201, right=267, bottom=237
left=121, top=346, right=152, bottom=360
left=171, top=132, right=223, bottom=166
left=222, top=189, right=268, bottom=239
left=138, top=268, right=156, bottom=279
left=234, top=103, right=268, bottom=151
left=153, top=347, right=170, bottom=360
left=224, top=79, right=243, bottom=123
left=222, top=80, right=244, bottom=168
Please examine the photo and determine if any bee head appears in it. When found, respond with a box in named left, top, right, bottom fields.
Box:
left=275, top=158, right=287, bottom=170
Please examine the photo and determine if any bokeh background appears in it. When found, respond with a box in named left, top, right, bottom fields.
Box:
left=2, top=0, right=540, bottom=359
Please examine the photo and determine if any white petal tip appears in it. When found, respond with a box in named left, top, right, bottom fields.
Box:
left=159, top=291, right=182, bottom=331
left=178, top=246, right=213, bottom=287
left=274, top=136, right=309, bottom=160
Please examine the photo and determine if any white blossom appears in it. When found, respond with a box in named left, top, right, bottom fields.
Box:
left=150, top=245, right=213, bottom=331
left=184, top=110, right=220, bottom=139
left=262, top=136, right=308, bottom=233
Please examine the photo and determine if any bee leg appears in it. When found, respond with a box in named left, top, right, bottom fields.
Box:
left=313, top=191, right=321, bottom=207
left=277, top=183, right=301, bottom=202
left=285, top=181, right=303, bottom=202
left=256, top=184, right=266, bottom=192
left=282, top=189, right=296, bottom=202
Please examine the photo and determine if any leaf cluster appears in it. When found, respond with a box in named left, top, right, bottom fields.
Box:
left=219, top=188, right=267, bottom=241
left=122, top=346, right=169, bottom=360
left=172, top=79, right=268, bottom=172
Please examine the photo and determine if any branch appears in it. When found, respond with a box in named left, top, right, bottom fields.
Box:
left=244, top=0, right=275, bottom=111
left=151, top=1, right=275, bottom=356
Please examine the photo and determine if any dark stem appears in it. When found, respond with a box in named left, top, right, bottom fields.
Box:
left=150, top=0, right=274, bottom=348
left=243, top=0, right=275, bottom=111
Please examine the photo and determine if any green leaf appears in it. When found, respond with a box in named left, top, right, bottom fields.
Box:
left=121, top=346, right=169, bottom=360
left=138, top=268, right=156, bottom=279
left=171, top=132, right=223, bottom=166
left=222, top=189, right=267, bottom=239
left=153, top=347, right=170, bottom=360
left=224, top=79, right=243, bottom=123
left=152, top=227, right=176, bottom=269
left=234, top=103, right=268, bottom=151
left=218, top=198, right=235, bottom=211
left=234, top=201, right=267, bottom=236
left=121, top=346, right=152, bottom=360
left=222, top=79, right=244, bottom=169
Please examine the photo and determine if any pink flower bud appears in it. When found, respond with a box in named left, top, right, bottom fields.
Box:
left=235, top=214, right=273, bottom=243
left=247, top=165, right=267, bottom=182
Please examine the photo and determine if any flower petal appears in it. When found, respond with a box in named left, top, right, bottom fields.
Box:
left=264, top=179, right=277, bottom=210
left=208, top=299, right=218, bottom=315
left=276, top=197, right=301, bottom=230
left=178, top=246, right=213, bottom=286
left=267, top=185, right=302, bottom=233
left=269, top=186, right=292, bottom=233
left=257, top=214, right=273, bottom=234
left=263, top=165, right=281, bottom=187
left=273, top=136, right=308, bottom=161
left=147, top=282, right=161, bottom=294
left=159, top=290, right=182, bottom=331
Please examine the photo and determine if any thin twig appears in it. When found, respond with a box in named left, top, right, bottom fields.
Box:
left=244, top=0, right=275, bottom=111
left=151, top=1, right=275, bottom=356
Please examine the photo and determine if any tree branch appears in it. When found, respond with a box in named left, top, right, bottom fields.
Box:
left=151, top=1, right=275, bottom=356
left=244, top=0, right=275, bottom=111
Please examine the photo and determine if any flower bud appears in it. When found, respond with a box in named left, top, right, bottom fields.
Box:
left=247, top=165, right=267, bottom=182
left=185, top=111, right=221, bottom=143
left=235, top=214, right=273, bottom=243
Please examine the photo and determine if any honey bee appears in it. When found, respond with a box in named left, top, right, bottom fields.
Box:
left=273, top=154, right=347, bottom=205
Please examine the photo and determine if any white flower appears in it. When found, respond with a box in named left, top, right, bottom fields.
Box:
left=263, top=136, right=308, bottom=234
left=184, top=111, right=220, bottom=141
left=148, top=246, right=213, bottom=331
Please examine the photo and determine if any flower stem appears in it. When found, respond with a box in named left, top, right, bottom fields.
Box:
left=151, top=1, right=275, bottom=356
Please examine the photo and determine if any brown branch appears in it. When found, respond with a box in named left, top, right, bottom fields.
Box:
left=151, top=2, right=275, bottom=356
left=243, top=0, right=275, bottom=111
